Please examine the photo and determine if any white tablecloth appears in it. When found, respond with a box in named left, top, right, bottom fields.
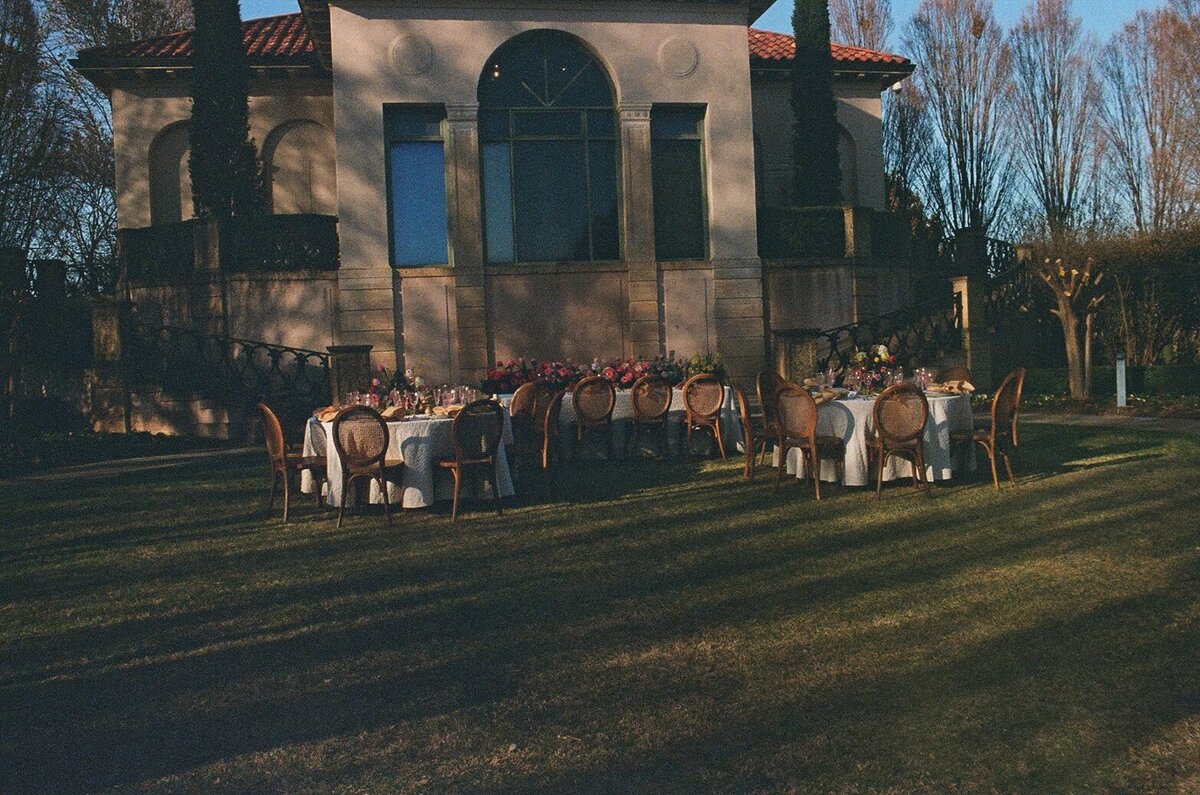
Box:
left=504, top=387, right=742, bottom=458
left=774, top=393, right=974, bottom=486
left=300, top=414, right=514, bottom=509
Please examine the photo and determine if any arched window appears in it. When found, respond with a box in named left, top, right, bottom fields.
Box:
left=149, top=121, right=193, bottom=225
left=478, top=31, right=619, bottom=263
left=264, top=119, right=336, bottom=215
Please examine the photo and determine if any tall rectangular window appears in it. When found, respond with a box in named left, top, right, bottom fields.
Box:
left=651, top=105, right=707, bottom=261
left=385, top=105, right=449, bottom=267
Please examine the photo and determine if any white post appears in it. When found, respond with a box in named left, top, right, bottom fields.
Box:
left=1116, top=353, right=1127, bottom=408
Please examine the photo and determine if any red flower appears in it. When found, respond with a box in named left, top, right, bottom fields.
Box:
left=603, top=367, right=616, bottom=380
left=889, top=355, right=897, bottom=364
left=559, top=367, right=570, bottom=377
left=621, top=372, right=634, bottom=384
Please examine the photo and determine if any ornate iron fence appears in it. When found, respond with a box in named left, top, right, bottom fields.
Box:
left=815, top=292, right=963, bottom=372
left=124, top=321, right=331, bottom=418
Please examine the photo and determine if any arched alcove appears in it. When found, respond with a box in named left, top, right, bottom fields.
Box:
left=264, top=119, right=336, bottom=215
left=837, top=125, right=859, bottom=206
left=148, top=121, right=193, bottom=225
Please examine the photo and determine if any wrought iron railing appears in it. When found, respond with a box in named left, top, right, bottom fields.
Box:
left=815, top=292, right=963, bottom=371
left=986, top=237, right=1018, bottom=279
left=124, top=321, right=331, bottom=418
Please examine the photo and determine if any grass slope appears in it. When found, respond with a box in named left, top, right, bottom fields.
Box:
left=1, top=424, right=1198, bottom=793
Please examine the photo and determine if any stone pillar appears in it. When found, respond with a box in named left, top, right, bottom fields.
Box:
left=950, top=275, right=993, bottom=391
left=327, top=344, right=373, bottom=405
left=771, top=329, right=820, bottom=383
left=843, top=207, right=873, bottom=259
left=619, top=103, right=662, bottom=358
left=86, top=297, right=130, bottom=433
left=446, top=103, right=488, bottom=385
left=953, top=226, right=988, bottom=276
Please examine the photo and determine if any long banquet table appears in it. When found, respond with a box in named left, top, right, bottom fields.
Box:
left=774, top=392, right=974, bottom=486
left=299, top=412, right=515, bottom=509
left=503, top=387, right=743, bottom=458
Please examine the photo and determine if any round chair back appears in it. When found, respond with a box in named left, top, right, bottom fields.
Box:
left=873, top=383, right=929, bottom=447
left=451, top=400, right=506, bottom=462
left=257, top=402, right=286, bottom=465
left=573, top=375, right=616, bottom=424
left=631, top=375, right=672, bottom=421
left=775, top=384, right=819, bottom=444
left=991, top=369, right=1021, bottom=441
left=544, top=389, right=566, bottom=441
left=756, top=369, right=783, bottom=429
left=683, top=373, right=724, bottom=419
left=938, top=364, right=973, bottom=383
left=331, top=405, right=389, bottom=470
left=509, top=382, right=538, bottom=417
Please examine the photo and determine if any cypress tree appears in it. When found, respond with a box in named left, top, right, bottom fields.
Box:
left=188, top=0, right=265, bottom=223
left=791, top=0, right=843, bottom=206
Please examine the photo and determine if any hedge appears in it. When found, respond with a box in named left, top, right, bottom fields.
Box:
left=1023, top=365, right=1200, bottom=397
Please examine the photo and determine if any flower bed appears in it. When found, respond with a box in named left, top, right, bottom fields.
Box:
left=481, top=352, right=724, bottom=394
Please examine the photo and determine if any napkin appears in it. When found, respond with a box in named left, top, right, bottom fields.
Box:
left=380, top=406, right=403, bottom=419
left=315, top=406, right=340, bottom=422
left=926, top=380, right=975, bottom=395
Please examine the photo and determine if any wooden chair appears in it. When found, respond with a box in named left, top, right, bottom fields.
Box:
left=628, top=375, right=672, bottom=458
left=868, top=383, right=931, bottom=500
left=937, top=364, right=973, bottom=384
left=437, top=399, right=506, bottom=522
left=571, top=375, right=617, bottom=459
left=773, top=384, right=844, bottom=499
left=733, top=383, right=782, bottom=481
left=509, top=380, right=554, bottom=475
left=257, top=402, right=326, bottom=522
left=541, top=389, right=566, bottom=472
left=330, top=405, right=404, bottom=528
left=951, top=368, right=1022, bottom=489
left=682, top=373, right=726, bottom=459
left=754, top=369, right=784, bottom=464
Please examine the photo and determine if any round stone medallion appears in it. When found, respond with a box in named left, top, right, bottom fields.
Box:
left=658, top=36, right=699, bottom=79
left=389, top=34, right=434, bottom=77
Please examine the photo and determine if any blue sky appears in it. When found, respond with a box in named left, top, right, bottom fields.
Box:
left=242, top=0, right=1165, bottom=44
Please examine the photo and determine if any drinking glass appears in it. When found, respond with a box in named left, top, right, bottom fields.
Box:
left=347, top=390, right=359, bottom=407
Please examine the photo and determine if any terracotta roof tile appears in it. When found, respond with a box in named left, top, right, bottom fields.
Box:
left=748, top=27, right=912, bottom=68
left=76, top=13, right=315, bottom=66
left=77, top=14, right=910, bottom=72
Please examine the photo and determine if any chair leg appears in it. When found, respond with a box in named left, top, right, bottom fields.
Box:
left=1002, top=448, right=1016, bottom=486
left=743, top=439, right=754, bottom=480
left=987, top=442, right=1000, bottom=490
left=282, top=470, right=291, bottom=523
left=810, top=448, right=821, bottom=501
left=774, top=443, right=788, bottom=492
left=493, top=463, right=503, bottom=516
left=267, top=470, right=279, bottom=515
left=336, top=472, right=349, bottom=529
left=713, top=419, right=727, bottom=460
left=686, top=422, right=693, bottom=457
left=450, top=468, right=461, bottom=523
left=876, top=448, right=885, bottom=500
left=915, top=446, right=931, bottom=496
left=380, top=472, right=393, bottom=528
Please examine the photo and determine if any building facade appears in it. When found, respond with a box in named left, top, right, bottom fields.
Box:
left=76, top=1, right=913, bottom=385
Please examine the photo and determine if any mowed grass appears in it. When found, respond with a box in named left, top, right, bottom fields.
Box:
left=1, top=424, right=1199, bottom=794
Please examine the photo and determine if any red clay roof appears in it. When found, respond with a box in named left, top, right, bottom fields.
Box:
left=76, top=14, right=910, bottom=72
left=76, top=13, right=315, bottom=66
left=748, top=27, right=912, bottom=68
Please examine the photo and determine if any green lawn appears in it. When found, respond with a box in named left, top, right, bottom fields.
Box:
left=2, top=425, right=1199, bottom=793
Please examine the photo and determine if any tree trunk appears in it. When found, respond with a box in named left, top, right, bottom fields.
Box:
left=1058, top=303, right=1087, bottom=400
left=1083, top=311, right=1093, bottom=400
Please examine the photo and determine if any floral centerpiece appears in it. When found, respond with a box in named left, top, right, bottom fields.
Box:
left=849, top=344, right=897, bottom=394
left=480, top=351, right=724, bottom=393
left=482, top=358, right=535, bottom=394
left=685, top=351, right=726, bottom=382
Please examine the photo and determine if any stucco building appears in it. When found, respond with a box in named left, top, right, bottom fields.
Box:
left=75, top=1, right=913, bottom=385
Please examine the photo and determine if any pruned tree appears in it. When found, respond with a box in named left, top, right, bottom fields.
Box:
left=791, top=0, right=842, bottom=207
left=1034, top=253, right=1104, bottom=399
left=189, top=0, right=265, bottom=223
left=1008, top=0, right=1099, bottom=240
left=1099, top=9, right=1198, bottom=233
left=829, top=0, right=893, bottom=50
left=904, top=0, right=1014, bottom=235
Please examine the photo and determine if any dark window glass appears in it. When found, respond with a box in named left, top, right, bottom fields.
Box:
left=478, top=31, right=619, bottom=263
left=384, top=105, right=449, bottom=267
left=651, top=105, right=707, bottom=261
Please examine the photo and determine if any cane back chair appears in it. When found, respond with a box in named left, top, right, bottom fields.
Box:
left=257, top=402, right=326, bottom=522
left=628, top=375, right=673, bottom=458
left=437, top=399, right=506, bottom=522
left=571, top=375, right=617, bottom=459
left=330, top=405, right=404, bottom=528
left=868, top=383, right=931, bottom=500
left=773, top=384, right=845, bottom=499
left=951, top=368, right=1023, bottom=489
left=682, top=373, right=726, bottom=459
